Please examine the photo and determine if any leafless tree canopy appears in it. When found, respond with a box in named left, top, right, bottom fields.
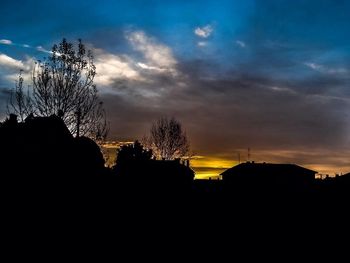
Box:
left=8, top=38, right=108, bottom=139
left=7, top=72, right=33, bottom=122
left=146, top=117, right=189, bottom=160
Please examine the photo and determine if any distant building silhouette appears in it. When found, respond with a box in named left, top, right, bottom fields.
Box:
left=332, top=172, right=350, bottom=185
left=221, top=162, right=317, bottom=192
left=114, top=158, right=194, bottom=192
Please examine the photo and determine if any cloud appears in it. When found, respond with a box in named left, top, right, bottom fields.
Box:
left=0, top=53, right=25, bottom=69
left=94, top=49, right=142, bottom=86
left=36, top=46, right=52, bottom=54
left=1, top=19, right=349, bottom=175
left=92, top=31, right=187, bottom=100
left=305, top=62, right=322, bottom=71
left=194, top=25, right=213, bottom=38
left=126, top=30, right=177, bottom=75
left=0, top=53, right=35, bottom=117
left=100, top=50, right=350, bottom=175
left=0, top=38, right=53, bottom=54
left=0, top=32, right=181, bottom=101
left=197, top=41, right=208, bottom=47
left=0, top=39, right=12, bottom=45
left=235, top=40, right=246, bottom=48
left=93, top=30, right=181, bottom=90
left=0, top=53, right=35, bottom=86
left=305, top=62, right=348, bottom=75
left=0, top=32, right=180, bottom=91
left=137, top=62, right=165, bottom=72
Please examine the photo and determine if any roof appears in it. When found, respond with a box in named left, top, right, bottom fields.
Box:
left=221, top=162, right=317, bottom=177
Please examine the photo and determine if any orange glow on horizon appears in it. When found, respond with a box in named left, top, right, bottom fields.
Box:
left=101, top=142, right=350, bottom=179
left=190, top=156, right=236, bottom=179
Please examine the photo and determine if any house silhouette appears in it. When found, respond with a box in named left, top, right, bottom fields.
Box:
left=221, top=162, right=317, bottom=192
left=114, top=158, right=195, bottom=192
left=0, top=114, right=105, bottom=177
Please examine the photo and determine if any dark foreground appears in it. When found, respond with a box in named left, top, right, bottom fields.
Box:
left=2, top=173, right=349, bottom=261
left=3, top=173, right=349, bottom=213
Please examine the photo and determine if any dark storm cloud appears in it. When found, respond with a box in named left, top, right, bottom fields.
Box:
left=103, top=56, right=350, bottom=157
left=182, top=75, right=349, bottom=153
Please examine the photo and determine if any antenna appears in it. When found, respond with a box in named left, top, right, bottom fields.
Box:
left=247, top=147, right=250, bottom=162
left=237, top=152, right=241, bottom=164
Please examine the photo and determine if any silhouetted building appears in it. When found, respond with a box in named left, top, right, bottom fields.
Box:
left=114, top=159, right=194, bottom=192
left=221, top=162, right=317, bottom=192
left=333, top=172, right=350, bottom=185
left=0, top=114, right=106, bottom=177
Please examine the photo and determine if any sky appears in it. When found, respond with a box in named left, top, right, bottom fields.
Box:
left=1, top=0, right=350, bottom=177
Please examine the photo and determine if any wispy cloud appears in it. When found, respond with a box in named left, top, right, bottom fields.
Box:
left=235, top=40, right=246, bottom=48
left=0, top=39, right=12, bottom=45
left=305, top=62, right=348, bottom=75
left=126, top=30, right=178, bottom=75
left=305, top=62, right=322, bottom=71
left=36, top=45, right=52, bottom=54
left=197, top=41, right=208, bottom=47
left=0, top=38, right=54, bottom=54
left=137, top=62, right=165, bottom=72
left=194, top=25, right=213, bottom=38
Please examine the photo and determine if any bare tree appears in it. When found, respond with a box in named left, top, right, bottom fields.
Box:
left=7, top=38, right=108, bottom=138
left=145, top=117, right=189, bottom=160
left=7, top=72, right=33, bottom=122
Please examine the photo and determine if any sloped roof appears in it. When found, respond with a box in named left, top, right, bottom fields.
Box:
left=221, top=162, right=317, bottom=177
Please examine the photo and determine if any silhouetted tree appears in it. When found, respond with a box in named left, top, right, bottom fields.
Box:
left=7, top=38, right=108, bottom=139
left=145, top=117, right=189, bottom=160
left=116, top=140, right=153, bottom=164
left=7, top=72, right=33, bottom=122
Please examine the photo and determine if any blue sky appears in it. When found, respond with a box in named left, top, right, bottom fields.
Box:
left=1, top=0, right=350, bottom=175
left=0, top=0, right=254, bottom=62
